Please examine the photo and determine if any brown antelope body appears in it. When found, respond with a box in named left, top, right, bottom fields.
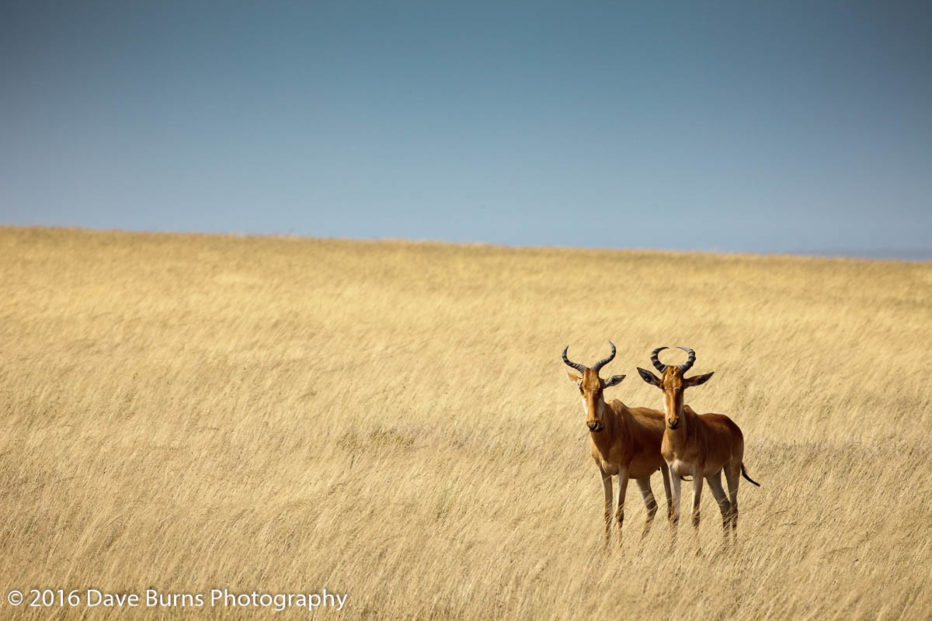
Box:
left=637, top=346, right=759, bottom=545
left=563, top=342, right=672, bottom=544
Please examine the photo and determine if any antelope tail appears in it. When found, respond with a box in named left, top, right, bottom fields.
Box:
left=741, top=463, right=761, bottom=487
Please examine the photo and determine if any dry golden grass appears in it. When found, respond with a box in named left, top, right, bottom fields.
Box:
left=0, top=226, right=929, bottom=619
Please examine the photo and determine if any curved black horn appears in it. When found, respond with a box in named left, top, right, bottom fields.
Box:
left=676, top=346, right=696, bottom=372
left=650, top=346, right=669, bottom=373
left=591, top=341, right=616, bottom=373
left=562, top=346, right=588, bottom=373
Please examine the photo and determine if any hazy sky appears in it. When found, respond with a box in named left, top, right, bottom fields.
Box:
left=2, top=1, right=930, bottom=257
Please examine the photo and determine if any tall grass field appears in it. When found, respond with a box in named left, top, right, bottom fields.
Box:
left=0, top=227, right=929, bottom=619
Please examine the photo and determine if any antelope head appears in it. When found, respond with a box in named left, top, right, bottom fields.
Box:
left=562, top=341, right=626, bottom=433
left=637, top=346, right=713, bottom=430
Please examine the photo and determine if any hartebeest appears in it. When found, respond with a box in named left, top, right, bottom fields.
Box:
left=563, top=342, right=672, bottom=545
left=637, top=346, right=759, bottom=545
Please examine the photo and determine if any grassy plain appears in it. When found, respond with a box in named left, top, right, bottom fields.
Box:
left=0, top=226, right=929, bottom=619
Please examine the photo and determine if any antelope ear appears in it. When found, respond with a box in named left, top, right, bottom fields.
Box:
left=685, top=371, right=714, bottom=387
left=604, top=374, right=625, bottom=388
left=637, top=367, right=661, bottom=387
left=566, top=371, right=581, bottom=383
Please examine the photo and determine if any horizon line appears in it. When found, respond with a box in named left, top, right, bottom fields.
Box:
left=3, top=224, right=930, bottom=263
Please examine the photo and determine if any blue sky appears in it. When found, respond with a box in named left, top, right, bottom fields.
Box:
left=2, top=1, right=930, bottom=257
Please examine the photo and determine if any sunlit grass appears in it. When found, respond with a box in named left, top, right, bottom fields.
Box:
left=0, top=227, right=929, bottom=619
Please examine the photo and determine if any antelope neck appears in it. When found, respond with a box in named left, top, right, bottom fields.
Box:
left=589, top=400, right=620, bottom=447
left=664, top=405, right=689, bottom=446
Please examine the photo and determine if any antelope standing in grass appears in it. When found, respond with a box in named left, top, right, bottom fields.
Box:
left=637, top=346, right=759, bottom=546
left=563, top=342, right=672, bottom=545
